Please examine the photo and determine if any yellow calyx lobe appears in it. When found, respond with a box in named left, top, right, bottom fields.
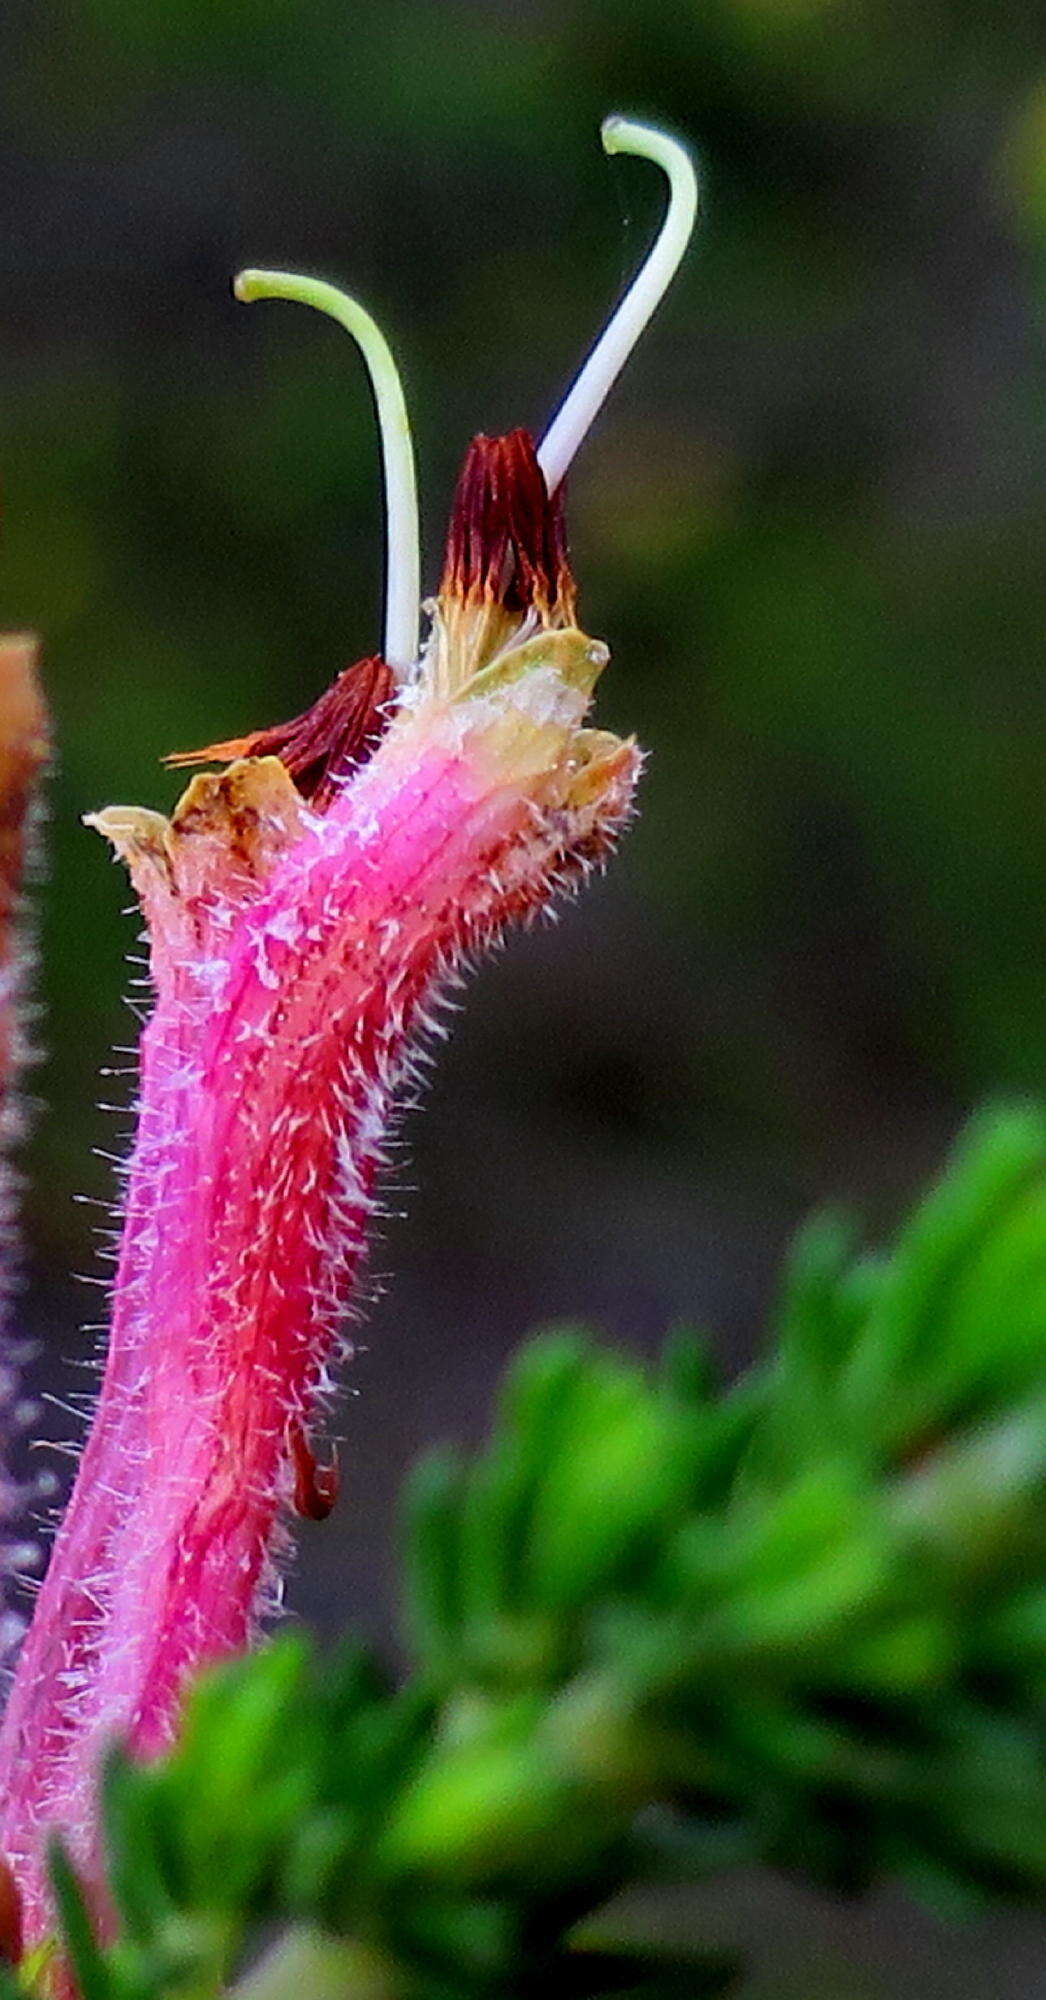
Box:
left=85, top=757, right=308, bottom=948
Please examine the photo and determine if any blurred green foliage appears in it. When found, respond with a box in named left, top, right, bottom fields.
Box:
left=29, top=1103, right=1046, bottom=2000
left=1, top=0, right=1045, bottom=1272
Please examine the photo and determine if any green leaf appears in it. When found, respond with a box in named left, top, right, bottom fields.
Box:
left=48, top=1840, right=111, bottom=2000
left=47, top=1103, right=1046, bottom=2000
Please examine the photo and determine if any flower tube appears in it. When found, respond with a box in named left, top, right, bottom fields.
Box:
left=0, top=117, right=697, bottom=1948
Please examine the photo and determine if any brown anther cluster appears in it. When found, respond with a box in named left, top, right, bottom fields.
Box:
left=441, top=429, right=576, bottom=625
left=165, top=654, right=394, bottom=811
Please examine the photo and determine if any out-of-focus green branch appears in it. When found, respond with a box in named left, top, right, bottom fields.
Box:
left=27, top=1102, right=1046, bottom=2000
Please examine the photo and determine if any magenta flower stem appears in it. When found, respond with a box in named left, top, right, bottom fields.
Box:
left=0, top=715, right=599, bottom=1938
left=0, top=114, right=695, bottom=1960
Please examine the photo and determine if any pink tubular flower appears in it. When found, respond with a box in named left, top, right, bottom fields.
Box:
left=0, top=638, right=47, bottom=1110
left=0, top=633, right=48, bottom=1632
left=0, top=118, right=697, bottom=1946
left=0, top=635, right=48, bottom=1970
left=0, top=637, right=47, bottom=1351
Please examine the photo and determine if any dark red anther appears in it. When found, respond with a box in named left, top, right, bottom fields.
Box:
left=165, top=654, right=395, bottom=811
left=288, top=1419, right=340, bottom=1522
left=441, top=428, right=575, bottom=622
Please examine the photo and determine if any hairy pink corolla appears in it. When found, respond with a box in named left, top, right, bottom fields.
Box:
left=0, top=117, right=697, bottom=1948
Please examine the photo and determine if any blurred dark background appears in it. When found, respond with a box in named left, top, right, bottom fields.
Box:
left=3, top=0, right=1046, bottom=1990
